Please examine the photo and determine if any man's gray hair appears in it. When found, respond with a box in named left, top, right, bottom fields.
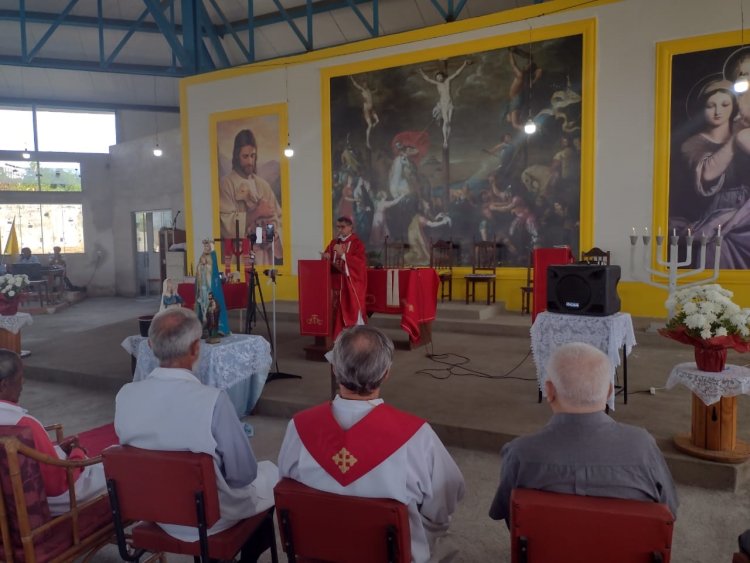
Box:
left=148, top=307, right=202, bottom=364
left=0, top=349, right=21, bottom=382
left=331, top=325, right=394, bottom=395
left=546, top=342, right=611, bottom=407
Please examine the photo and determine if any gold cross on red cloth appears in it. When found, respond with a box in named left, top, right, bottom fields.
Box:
left=331, top=447, right=358, bottom=474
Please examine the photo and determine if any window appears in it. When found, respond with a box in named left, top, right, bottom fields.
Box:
left=1, top=204, right=84, bottom=255
left=0, top=161, right=81, bottom=192
left=36, top=110, right=116, bottom=153
left=0, top=109, right=34, bottom=151
left=0, top=106, right=116, bottom=154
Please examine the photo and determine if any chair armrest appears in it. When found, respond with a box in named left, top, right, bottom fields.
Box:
left=12, top=440, right=101, bottom=469
left=44, top=423, right=65, bottom=444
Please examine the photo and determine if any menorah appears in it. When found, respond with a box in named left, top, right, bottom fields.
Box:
left=629, top=226, right=722, bottom=317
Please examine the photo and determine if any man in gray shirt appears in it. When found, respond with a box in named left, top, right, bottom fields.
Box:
left=115, top=307, right=277, bottom=559
left=489, top=342, right=678, bottom=524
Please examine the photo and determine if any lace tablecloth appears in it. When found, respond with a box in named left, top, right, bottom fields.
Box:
left=121, top=334, right=272, bottom=414
left=530, top=312, right=637, bottom=410
left=666, top=363, right=750, bottom=406
left=0, top=313, right=33, bottom=334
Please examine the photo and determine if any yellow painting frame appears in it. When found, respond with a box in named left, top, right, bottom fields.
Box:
left=319, top=18, right=597, bottom=276
left=208, top=103, right=292, bottom=278
left=653, top=30, right=749, bottom=284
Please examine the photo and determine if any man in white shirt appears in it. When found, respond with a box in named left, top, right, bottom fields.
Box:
left=278, top=325, right=465, bottom=563
left=115, top=308, right=278, bottom=561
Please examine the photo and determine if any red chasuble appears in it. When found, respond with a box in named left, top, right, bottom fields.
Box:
left=324, top=233, right=368, bottom=337
left=294, top=402, right=425, bottom=487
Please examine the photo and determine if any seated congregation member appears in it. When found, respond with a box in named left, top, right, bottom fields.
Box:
left=489, top=342, right=678, bottom=524
left=17, top=247, right=39, bottom=264
left=278, top=325, right=465, bottom=563
left=0, top=348, right=107, bottom=515
left=115, top=308, right=278, bottom=554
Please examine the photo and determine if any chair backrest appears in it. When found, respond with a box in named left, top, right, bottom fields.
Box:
left=383, top=238, right=409, bottom=269
left=274, top=478, right=411, bottom=563
left=102, top=445, right=221, bottom=528
left=510, top=488, right=674, bottom=563
left=10, top=263, right=43, bottom=281
left=525, top=251, right=534, bottom=285
left=430, top=240, right=455, bottom=272
left=580, top=247, right=611, bottom=265
left=472, top=241, right=499, bottom=274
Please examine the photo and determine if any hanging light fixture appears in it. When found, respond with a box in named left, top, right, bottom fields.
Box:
left=152, top=77, right=163, bottom=157
left=21, top=149, right=30, bottom=159
left=524, top=23, right=537, bottom=135
left=736, top=0, right=749, bottom=93
left=284, top=66, right=295, bottom=158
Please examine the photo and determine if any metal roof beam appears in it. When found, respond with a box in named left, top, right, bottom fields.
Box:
left=0, top=54, right=187, bottom=77
left=207, top=0, right=251, bottom=62
left=0, top=96, right=179, bottom=113
left=270, top=0, right=312, bottom=52
left=27, top=0, right=79, bottom=62
left=197, top=1, right=229, bottom=68
left=142, top=0, right=191, bottom=68
left=0, top=8, right=178, bottom=34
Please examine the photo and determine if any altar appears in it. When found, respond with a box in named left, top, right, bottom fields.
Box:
left=0, top=313, right=33, bottom=354
left=121, top=333, right=271, bottom=416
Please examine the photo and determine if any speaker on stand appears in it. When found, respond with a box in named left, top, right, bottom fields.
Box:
left=546, top=264, right=621, bottom=316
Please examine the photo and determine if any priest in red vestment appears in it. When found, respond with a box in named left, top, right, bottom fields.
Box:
left=322, top=216, right=367, bottom=338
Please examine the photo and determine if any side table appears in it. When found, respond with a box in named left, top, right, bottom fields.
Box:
left=666, top=362, right=750, bottom=463
left=0, top=313, right=34, bottom=354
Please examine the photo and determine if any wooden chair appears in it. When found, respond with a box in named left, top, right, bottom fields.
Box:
left=430, top=239, right=457, bottom=302
left=510, top=488, right=674, bottom=563
left=102, top=445, right=278, bottom=563
left=0, top=425, right=114, bottom=563
left=580, top=247, right=611, bottom=265
left=383, top=237, right=409, bottom=269
left=520, top=252, right=533, bottom=315
left=464, top=241, right=499, bottom=305
left=10, top=263, right=48, bottom=308
left=273, top=478, right=411, bottom=563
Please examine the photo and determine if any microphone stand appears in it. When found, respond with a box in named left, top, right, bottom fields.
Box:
left=264, top=228, right=301, bottom=382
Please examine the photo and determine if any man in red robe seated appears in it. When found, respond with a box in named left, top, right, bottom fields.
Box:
left=278, top=326, right=465, bottom=562
left=0, top=349, right=106, bottom=515
left=322, top=216, right=367, bottom=338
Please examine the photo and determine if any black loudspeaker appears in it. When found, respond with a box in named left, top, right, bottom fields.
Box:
left=546, top=264, right=621, bottom=316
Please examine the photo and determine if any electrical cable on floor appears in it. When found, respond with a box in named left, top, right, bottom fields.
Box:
left=417, top=340, right=535, bottom=381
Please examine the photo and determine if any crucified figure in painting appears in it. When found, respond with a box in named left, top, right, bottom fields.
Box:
left=419, top=60, right=469, bottom=149
left=507, top=47, right=543, bottom=130
left=349, top=75, right=380, bottom=149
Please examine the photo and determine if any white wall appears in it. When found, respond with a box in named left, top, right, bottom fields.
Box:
left=118, top=110, right=181, bottom=144
left=182, top=0, right=739, bottom=283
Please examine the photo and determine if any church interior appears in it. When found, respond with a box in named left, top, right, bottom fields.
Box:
left=1, top=0, right=750, bottom=561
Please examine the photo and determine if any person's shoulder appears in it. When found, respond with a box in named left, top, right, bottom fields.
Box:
left=611, top=420, right=657, bottom=445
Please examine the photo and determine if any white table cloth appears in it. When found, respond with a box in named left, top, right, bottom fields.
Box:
left=121, top=334, right=272, bottom=416
left=0, top=312, right=33, bottom=334
left=666, top=363, right=750, bottom=406
left=530, top=312, right=636, bottom=410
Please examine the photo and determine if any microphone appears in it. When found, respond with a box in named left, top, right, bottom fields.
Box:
left=171, top=210, right=181, bottom=229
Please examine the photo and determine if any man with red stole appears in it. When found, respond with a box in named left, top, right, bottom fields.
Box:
left=322, top=216, right=367, bottom=338
left=278, top=326, right=465, bottom=562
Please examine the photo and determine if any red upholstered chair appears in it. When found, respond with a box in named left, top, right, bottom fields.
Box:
left=510, top=488, right=674, bottom=563
left=102, top=445, right=278, bottom=563
left=0, top=425, right=114, bottom=563
left=273, top=477, right=410, bottom=562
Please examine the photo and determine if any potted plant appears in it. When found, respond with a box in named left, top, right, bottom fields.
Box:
left=0, top=273, right=29, bottom=316
left=659, top=284, right=750, bottom=372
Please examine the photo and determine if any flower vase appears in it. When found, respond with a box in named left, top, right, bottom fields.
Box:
left=0, top=296, right=19, bottom=316
left=694, top=346, right=727, bottom=372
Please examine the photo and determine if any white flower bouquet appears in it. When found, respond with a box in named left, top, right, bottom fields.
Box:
left=660, top=284, right=750, bottom=371
left=0, top=273, right=29, bottom=299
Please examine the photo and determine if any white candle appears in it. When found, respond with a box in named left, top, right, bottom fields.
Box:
left=631, top=227, right=636, bottom=236
left=718, top=224, right=722, bottom=237
left=644, top=227, right=648, bottom=234
left=673, top=228, right=676, bottom=236
left=688, top=228, right=692, bottom=237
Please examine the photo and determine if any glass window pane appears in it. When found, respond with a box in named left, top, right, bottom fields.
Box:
left=36, top=110, right=116, bottom=153
left=0, top=161, right=38, bottom=191
left=0, top=109, right=35, bottom=151
left=0, top=204, right=44, bottom=255
left=41, top=204, right=84, bottom=254
left=38, top=162, right=81, bottom=192
left=151, top=210, right=172, bottom=253
left=135, top=212, right=147, bottom=253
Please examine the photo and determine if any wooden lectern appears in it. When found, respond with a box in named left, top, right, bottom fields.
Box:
left=298, top=259, right=332, bottom=361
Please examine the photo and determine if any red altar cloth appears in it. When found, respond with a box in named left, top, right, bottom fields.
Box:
left=177, top=282, right=249, bottom=311
left=366, top=268, right=439, bottom=344
left=298, top=260, right=332, bottom=337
